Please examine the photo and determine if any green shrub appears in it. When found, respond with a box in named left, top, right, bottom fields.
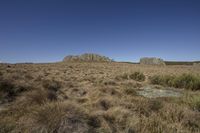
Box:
left=129, top=72, right=145, bottom=82
left=150, top=74, right=200, bottom=90
left=115, top=72, right=145, bottom=82
left=173, top=74, right=200, bottom=90
left=188, top=95, right=200, bottom=111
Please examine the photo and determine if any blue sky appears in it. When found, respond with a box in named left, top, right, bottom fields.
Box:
left=0, top=0, right=200, bottom=63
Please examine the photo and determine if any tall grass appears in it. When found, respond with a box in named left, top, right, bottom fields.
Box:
left=150, top=74, right=200, bottom=90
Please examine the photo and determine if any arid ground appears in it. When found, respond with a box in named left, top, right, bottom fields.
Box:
left=0, top=62, right=200, bottom=133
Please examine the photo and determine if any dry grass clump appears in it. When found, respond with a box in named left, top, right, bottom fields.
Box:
left=116, top=71, right=145, bottom=82
left=0, top=79, right=28, bottom=102
left=42, top=79, right=62, bottom=92
left=96, top=97, right=114, bottom=111
left=123, top=85, right=138, bottom=96
left=150, top=73, right=200, bottom=90
left=129, top=72, right=146, bottom=82
left=25, top=88, right=57, bottom=105
left=18, top=102, right=90, bottom=133
left=189, top=96, right=200, bottom=111
left=181, top=93, right=200, bottom=112
left=158, top=103, right=200, bottom=132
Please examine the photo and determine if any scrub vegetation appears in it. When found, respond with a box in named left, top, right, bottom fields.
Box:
left=150, top=74, right=200, bottom=90
left=0, top=62, right=200, bottom=133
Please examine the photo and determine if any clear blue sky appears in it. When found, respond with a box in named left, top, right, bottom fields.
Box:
left=0, top=0, right=200, bottom=63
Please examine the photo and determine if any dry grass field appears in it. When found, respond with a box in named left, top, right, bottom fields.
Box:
left=0, top=62, right=200, bottom=133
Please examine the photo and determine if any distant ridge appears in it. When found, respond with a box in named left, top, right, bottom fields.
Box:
left=165, top=61, right=200, bottom=65
left=63, top=53, right=113, bottom=62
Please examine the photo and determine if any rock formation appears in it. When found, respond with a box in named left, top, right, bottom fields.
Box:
left=193, top=63, right=200, bottom=67
left=63, top=53, right=113, bottom=62
left=140, top=57, right=166, bottom=66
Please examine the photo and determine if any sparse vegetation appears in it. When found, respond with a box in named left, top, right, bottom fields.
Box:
left=116, top=71, right=145, bottom=82
left=0, top=62, right=200, bottom=133
left=150, top=74, right=200, bottom=90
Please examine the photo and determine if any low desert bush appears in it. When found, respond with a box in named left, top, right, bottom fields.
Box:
left=173, top=74, right=200, bottom=90
left=115, top=73, right=129, bottom=80
left=148, top=100, right=163, bottom=112
left=103, top=80, right=117, bottom=86
left=0, top=80, right=16, bottom=97
left=17, top=102, right=91, bottom=133
left=158, top=103, right=200, bottom=132
left=96, top=97, right=114, bottom=111
left=150, top=74, right=200, bottom=90
left=25, top=89, right=57, bottom=105
left=185, top=95, right=200, bottom=112
left=42, top=80, right=62, bottom=92
left=124, top=86, right=137, bottom=96
left=104, top=107, right=132, bottom=130
left=0, top=79, right=28, bottom=101
left=129, top=72, right=145, bottom=82
left=99, top=99, right=112, bottom=111
left=115, top=72, right=145, bottom=82
left=0, top=71, right=2, bottom=76
left=0, top=116, right=16, bottom=133
left=134, top=99, right=163, bottom=116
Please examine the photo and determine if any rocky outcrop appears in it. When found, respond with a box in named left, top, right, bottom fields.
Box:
left=193, top=63, right=200, bottom=67
left=63, top=53, right=113, bottom=62
left=140, top=57, right=166, bottom=66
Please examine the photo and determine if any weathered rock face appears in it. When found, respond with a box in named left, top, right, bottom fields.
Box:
left=63, top=53, right=113, bottom=62
left=193, top=63, right=200, bottom=67
left=140, top=57, right=166, bottom=66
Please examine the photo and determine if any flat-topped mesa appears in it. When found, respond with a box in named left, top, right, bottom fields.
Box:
left=63, top=53, right=113, bottom=62
left=140, top=57, right=166, bottom=66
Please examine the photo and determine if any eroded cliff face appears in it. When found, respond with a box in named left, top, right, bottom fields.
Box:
left=140, top=57, right=166, bottom=66
left=63, top=53, right=113, bottom=62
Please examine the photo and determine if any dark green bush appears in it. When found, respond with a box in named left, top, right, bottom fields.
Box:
left=149, top=75, right=163, bottom=85
left=129, top=72, right=145, bottom=82
left=150, top=74, right=200, bottom=90
left=150, top=75, right=174, bottom=86
left=104, top=80, right=117, bottom=86
left=0, top=79, right=29, bottom=102
left=0, top=71, right=2, bottom=76
left=0, top=80, right=16, bottom=97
